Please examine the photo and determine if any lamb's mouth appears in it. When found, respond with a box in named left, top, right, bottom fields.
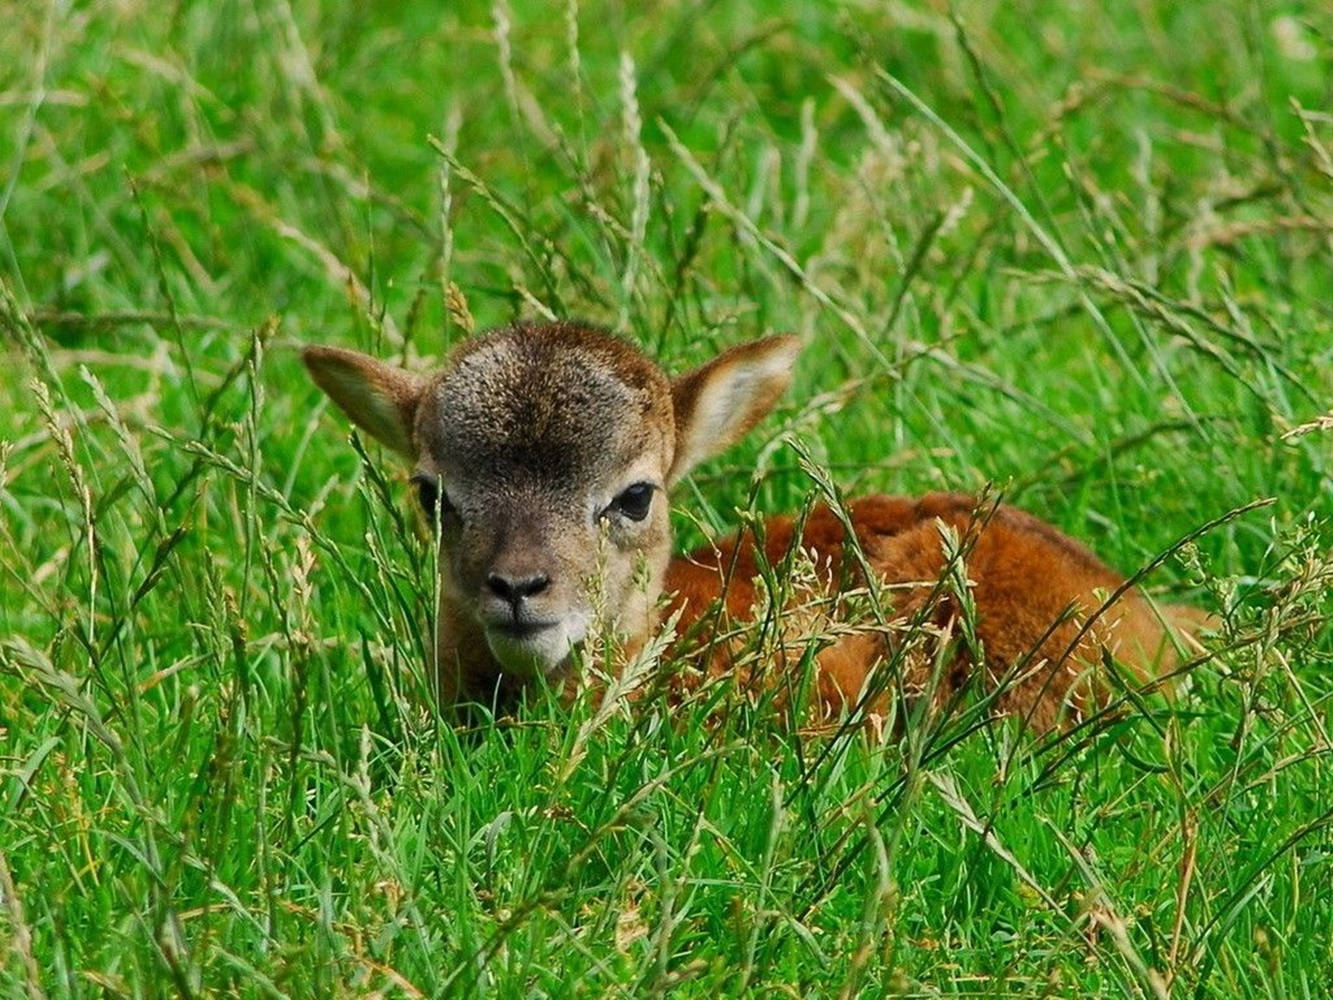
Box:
left=489, top=620, right=558, bottom=641
left=483, top=618, right=582, bottom=676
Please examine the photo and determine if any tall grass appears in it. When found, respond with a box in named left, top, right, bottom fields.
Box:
left=1, top=0, right=1330, bottom=995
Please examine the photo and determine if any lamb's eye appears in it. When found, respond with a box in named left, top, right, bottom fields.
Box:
left=608, top=482, right=655, bottom=522
left=411, top=473, right=456, bottom=527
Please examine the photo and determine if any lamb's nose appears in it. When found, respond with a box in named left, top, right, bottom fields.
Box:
left=486, top=572, right=551, bottom=605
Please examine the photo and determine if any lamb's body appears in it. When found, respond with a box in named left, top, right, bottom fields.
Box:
left=668, top=493, right=1190, bottom=730
left=304, top=321, right=1202, bottom=731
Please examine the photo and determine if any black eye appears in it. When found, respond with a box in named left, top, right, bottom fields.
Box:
left=411, top=473, right=456, bottom=527
left=608, top=482, right=655, bottom=522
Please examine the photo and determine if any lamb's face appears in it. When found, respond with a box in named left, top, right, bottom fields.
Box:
left=410, top=328, right=676, bottom=677
left=303, top=320, right=800, bottom=697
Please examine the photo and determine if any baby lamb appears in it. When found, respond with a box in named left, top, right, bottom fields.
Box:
left=304, top=321, right=1203, bottom=730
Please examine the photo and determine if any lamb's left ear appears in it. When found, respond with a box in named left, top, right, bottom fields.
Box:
left=667, top=335, right=801, bottom=485
left=303, top=345, right=426, bottom=457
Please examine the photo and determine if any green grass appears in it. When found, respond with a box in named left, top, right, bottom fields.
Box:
left=2, top=0, right=1331, bottom=995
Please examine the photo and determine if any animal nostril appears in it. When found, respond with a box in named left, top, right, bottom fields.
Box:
left=516, top=574, right=550, bottom=598
left=487, top=573, right=550, bottom=603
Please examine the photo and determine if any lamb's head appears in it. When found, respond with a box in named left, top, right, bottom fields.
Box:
left=304, top=321, right=799, bottom=680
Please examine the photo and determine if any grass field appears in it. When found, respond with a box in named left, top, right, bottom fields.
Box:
left=2, top=0, right=1331, bottom=995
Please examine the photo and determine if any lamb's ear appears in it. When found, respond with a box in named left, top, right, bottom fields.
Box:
left=302, top=345, right=426, bottom=457
left=667, top=335, right=801, bottom=485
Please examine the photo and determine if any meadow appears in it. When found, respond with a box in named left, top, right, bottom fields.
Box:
left=1, top=0, right=1331, bottom=995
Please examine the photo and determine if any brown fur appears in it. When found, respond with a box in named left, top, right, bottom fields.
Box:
left=664, top=494, right=1193, bottom=731
left=303, top=322, right=1204, bottom=730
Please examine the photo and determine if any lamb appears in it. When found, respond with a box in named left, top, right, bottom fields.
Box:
left=304, top=321, right=1203, bottom=730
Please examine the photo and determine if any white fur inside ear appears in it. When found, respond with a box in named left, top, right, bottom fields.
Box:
left=670, top=336, right=800, bottom=483
left=331, top=368, right=411, bottom=451
left=681, top=360, right=776, bottom=454
left=303, top=346, right=424, bottom=457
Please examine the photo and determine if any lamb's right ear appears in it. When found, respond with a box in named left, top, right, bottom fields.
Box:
left=302, top=346, right=426, bottom=457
